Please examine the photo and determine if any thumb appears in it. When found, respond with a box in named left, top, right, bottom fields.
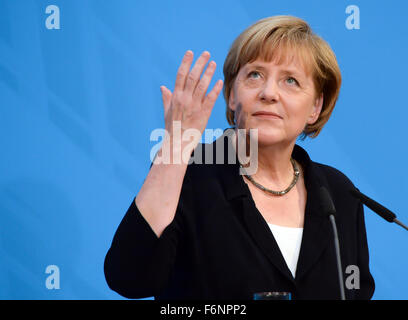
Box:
left=160, top=86, right=172, bottom=113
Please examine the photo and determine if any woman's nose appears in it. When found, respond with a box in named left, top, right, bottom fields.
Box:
left=259, top=79, right=279, bottom=103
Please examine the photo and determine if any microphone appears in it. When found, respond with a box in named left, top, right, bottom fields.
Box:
left=350, top=188, right=408, bottom=231
left=319, top=186, right=346, bottom=300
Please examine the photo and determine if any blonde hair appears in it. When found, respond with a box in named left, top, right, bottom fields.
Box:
left=223, top=15, right=342, bottom=138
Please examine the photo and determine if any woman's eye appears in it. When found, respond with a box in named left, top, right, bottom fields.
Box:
left=286, top=77, right=299, bottom=86
left=248, top=71, right=261, bottom=79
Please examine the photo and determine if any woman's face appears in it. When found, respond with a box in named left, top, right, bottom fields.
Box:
left=229, top=52, right=323, bottom=147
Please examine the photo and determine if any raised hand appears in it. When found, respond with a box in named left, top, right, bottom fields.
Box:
left=160, top=50, right=223, bottom=150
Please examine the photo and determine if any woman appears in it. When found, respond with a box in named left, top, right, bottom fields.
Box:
left=104, top=15, right=375, bottom=300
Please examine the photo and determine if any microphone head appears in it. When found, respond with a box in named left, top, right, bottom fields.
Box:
left=319, top=186, right=337, bottom=217
left=349, top=187, right=361, bottom=199
left=349, top=187, right=396, bottom=222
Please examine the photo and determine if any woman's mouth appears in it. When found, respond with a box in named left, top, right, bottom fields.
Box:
left=252, top=111, right=282, bottom=119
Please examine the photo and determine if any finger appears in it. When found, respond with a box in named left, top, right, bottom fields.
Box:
left=174, top=50, right=194, bottom=93
left=192, top=60, right=216, bottom=102
left=184, top=51, right=211, bottom=94
left=160, top=86, right=172, bottom=113
left=202, top=79, right=223, bottom=111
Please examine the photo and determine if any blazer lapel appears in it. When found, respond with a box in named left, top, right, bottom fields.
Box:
left=241, top=196, right=296, bottom=283
left=294, top=203, right=332, bottom=280
left=294, top=149, right=333, bottom=281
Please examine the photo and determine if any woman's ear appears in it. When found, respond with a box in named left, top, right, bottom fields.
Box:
left=307, top=93, right=324, bottom=125
left=228, top=87, right=236, bottom=112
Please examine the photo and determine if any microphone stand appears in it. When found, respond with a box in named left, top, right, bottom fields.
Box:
left=319, top=187, right=346, bottom=300
left=328, top=215, right=346, bottom=300
left=394, top=219, right=408, bottom=231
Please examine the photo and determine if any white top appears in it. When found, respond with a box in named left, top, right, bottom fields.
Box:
left=267, top=223, right=303, bottom=278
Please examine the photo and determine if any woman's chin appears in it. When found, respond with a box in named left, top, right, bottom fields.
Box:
left=249, top=127, right=287, bottom=146
left=257, top=135, right=285, bottom=147
left=234, top=124, right=292, bottom=146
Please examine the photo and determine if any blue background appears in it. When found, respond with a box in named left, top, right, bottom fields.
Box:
left=0, top=0, right=407, bottom=300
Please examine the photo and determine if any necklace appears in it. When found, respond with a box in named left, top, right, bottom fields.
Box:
left=240, top=158, right=300, bottom=196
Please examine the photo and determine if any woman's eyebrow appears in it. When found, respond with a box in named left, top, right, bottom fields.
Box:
left=245, top=64, right=267, bottom=71
left=281, top=69, right=304, bottom=78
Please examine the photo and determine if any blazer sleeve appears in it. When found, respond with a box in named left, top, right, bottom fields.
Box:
left=355, top=202, right=375, bottom=299
left=103, top=174, right=191, bottom=299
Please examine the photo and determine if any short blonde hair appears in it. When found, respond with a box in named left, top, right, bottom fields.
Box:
left=223, top=15, right=342, bottom=138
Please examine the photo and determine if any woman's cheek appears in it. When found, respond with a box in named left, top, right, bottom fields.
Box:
left=234, top=103, right=244, bottom=127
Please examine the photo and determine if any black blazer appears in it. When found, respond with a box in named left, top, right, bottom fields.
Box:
left=104, top=134, right=375, bottom=300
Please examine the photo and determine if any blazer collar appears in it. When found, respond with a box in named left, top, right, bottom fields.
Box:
left=216, top=134, right=333, bottom=283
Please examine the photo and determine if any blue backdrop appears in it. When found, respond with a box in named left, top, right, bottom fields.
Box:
left=0, top=0, right=407, bottom=300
